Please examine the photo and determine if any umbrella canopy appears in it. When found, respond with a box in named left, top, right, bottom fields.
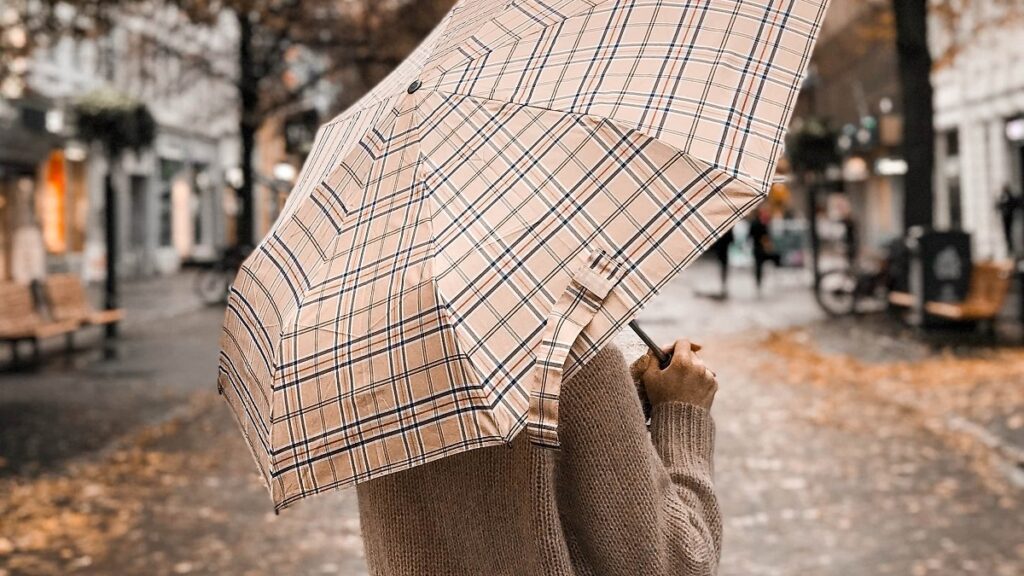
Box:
left=219, top=0, right=830, bottom=511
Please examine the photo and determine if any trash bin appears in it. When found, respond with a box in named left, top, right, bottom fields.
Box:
left=904, top=228, right=972, bottom=327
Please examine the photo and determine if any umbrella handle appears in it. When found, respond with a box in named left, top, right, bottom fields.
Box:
left=628, top=320, right=672, bottom=369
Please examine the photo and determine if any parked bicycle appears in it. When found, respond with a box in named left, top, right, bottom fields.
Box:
left=814, top=251, right=898, bottom=316
left=194, top=245, right=252, bottom=306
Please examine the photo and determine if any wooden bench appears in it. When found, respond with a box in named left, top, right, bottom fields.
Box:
left=43, top=274, right=124, bottom=327
left=888, top=290, right=914, bottom=308
left=924, top=261, right=1013, bottom=334
left=0, top=283, right=79, bottom=365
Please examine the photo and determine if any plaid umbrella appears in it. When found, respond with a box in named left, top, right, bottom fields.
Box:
left=219, top=0, right=830, bottom=511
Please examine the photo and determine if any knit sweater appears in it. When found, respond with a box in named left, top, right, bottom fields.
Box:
left=356, top=343, right=721, bottom=576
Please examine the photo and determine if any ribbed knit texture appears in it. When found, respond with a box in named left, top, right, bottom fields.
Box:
left=356, top=343, right=721, bottom=575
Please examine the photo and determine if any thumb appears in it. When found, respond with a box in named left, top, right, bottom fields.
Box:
left=630, top=352, right=652, bottom=384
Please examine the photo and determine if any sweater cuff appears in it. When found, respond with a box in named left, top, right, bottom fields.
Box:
left=649, top=402, right=715, bottom=473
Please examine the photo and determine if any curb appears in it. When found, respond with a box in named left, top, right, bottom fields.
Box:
left=887, top=395, right=1024, bottom=489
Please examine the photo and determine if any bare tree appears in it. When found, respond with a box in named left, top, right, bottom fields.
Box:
left=323, top=0, right=454, bottom=109
left=0, top=1, right=138, bottom=96
left=894, top=0, right=1024, bottom=231
left=5, top=0, right=454, bottom=247
left=162, top=0, right=453, bottom=246
left=931, top=0, right=1024, bottom=68
left=892, top=0, right=935, bottom=231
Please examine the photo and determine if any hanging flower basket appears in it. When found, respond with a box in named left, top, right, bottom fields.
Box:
left=74, top=88, right=156, bottom=155
left=787, top=118, right=839, bottom=174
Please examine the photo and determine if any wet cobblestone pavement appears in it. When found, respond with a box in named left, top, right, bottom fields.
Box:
left=1, top=262, right=1022, bottom=575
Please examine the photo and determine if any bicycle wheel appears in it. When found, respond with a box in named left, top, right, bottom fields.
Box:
left=815, top=269, right=857, bottom=316
left=195, top=269, right=230, bottom=306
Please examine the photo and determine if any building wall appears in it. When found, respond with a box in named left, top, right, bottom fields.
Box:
left=791, top=0, right=904, bottom=254
left=798, top=0, right=1024, bottom=259
left=808, top=0, right=898, bottom=121
left=931, top=0, right=1024, bottom=259
left=11, top=7, right=241, bottom=279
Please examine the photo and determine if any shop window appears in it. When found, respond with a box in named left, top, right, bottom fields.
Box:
left=949, top=183, right=963, bottom=229
left=942, top=129, right=962, bottom=230
left=34, top=151, right=89, bottom=256
left=129, top=175, right=148, bottom=252
left=172, top=176, right=193, bottom=257
left=193, top=165, right=209, bottom=246
left=0, top=179, right=10, bottom=280
left=946, top=130, right=959, bottom=157
left=38, top=150, right=67, bottom=254
left=67, top=159, right=88, bottom=253
left=159, top=158, right=183, bottom=247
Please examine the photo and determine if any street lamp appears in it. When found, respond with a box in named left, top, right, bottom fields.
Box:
left=273, top=162, right=297, bottom=183
left=64, top=141, right=88, bottom=162
left=226, top=167, right=244, bottom=190
left=0, top=76, right=24, bottom=100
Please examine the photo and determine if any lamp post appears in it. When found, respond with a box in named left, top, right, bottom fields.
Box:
left=74, top=89, right=156, bottom=358
left=787, top=119, right=840, bottom=290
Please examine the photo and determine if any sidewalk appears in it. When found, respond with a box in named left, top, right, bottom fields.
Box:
left=639, top=260, right=1024, bottom=489
left=763, top=318, right=1024, bottom=490
left=1, top=260, right=1022, bottom=575
left=0, top=271, right=210, bottom=367
left=116, top=271, right=208, bottom=326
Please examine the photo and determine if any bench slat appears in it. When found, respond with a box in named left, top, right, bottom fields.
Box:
left=0, top=283, right=79, bottom=341
left=924, top=261, right=1013, bottom=321
left=43, top=274, right=124, bottom=326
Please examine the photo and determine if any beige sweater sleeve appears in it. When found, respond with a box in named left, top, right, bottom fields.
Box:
left=556, top=344, right=722, bottom=576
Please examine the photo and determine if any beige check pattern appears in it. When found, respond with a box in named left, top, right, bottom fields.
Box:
left=219, top=0, right=829, bottom=510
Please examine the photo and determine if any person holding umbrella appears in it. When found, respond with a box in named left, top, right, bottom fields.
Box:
left=217, top=1, right=827, bottom=574
left=357, top=338, right=720, bottom=575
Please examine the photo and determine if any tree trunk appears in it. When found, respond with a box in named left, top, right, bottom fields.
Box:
left=237, top=10, right=259, bottom=248
left=893, top=0, right=935, bottom=231
left=806, top=177, right=822, bottom=288
left=103, top=165, right=119, bottom=357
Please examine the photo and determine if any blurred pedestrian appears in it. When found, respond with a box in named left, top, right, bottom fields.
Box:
left=710, top=228, right=735, bottom=299
left=841, top=211, right=858, bottom=268
left=10, top=178, right=46, bottom=289
left=357, top=339, right=722, bottom=575
left=748, top=206, right=780, bottom=294
left=11, top=223, right=46, bottom=287
left=997, top=186, right=1020, bottom=255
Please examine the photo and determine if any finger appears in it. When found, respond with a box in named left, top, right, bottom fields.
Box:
left=674, top=339, right=697, bottom=364
left=629, top=354, right=649, bottom=381
left=704, top=365, right=717, bottom=381
left=643, top=350, right=664, bottom=375
left=691, top=358, right=714, bottom=381
left=664, top=339, right=702, bottom=354
left=651, top=341, right=680, bottom=370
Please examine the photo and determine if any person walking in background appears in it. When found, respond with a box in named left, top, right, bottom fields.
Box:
left=997, top=185, right=1021, bottom=256
left=841, top=210, right=858, bottom=268
left=10, top=178, right=47, bottom=295
left=11, top=221, right=46, bottom=287
left=356, top=338, right=722, bottom=575
left=710, top=228, right=735, bottom=299
left=748, top=206, right=780, bottom=294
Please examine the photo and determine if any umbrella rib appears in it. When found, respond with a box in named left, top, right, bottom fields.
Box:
left=430, top=88, right=766, bottom=198
left=422, top=0, right=612, bottom=80
left=215, top=0, right=831, bottom=509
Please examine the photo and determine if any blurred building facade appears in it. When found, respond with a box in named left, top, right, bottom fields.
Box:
left=792, top=0, right=1024, bottom=262
left=0, top=7, right=239, bottom=281
left=930, top=0, right=1024, bottom=259
left=791, top=0, right=905, bottom=257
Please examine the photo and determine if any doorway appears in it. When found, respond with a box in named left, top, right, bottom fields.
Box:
left=128, top=175, right=149, bottom=276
